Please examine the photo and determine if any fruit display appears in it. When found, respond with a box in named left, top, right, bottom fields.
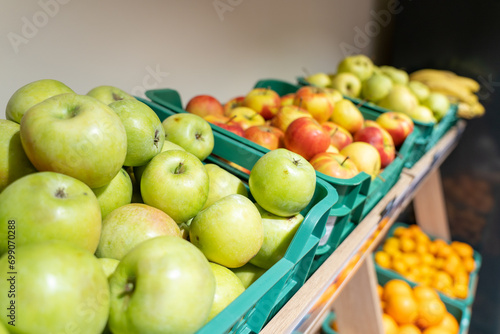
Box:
left=302, top=54, right=485, bottom=124
left=181, top=85, right=415, bottom=182
left=374, top=224, right=480, bottom=303
left=0, top=79, right=326, bottom=333
left=322, top=278, right=465, bottom=334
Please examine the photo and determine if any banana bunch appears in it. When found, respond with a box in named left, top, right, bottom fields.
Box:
left=410, top=69, right=485, bottom=119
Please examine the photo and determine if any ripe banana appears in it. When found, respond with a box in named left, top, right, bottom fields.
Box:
left=410, top=69, right=480, bottom=92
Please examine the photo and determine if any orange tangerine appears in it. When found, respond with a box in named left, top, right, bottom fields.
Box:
left=415, top=242, right=429, bottom=255
left=377, top=284, right=384, bottom=298
left=462, top=256, right=475, bottom=273
left=398, top=324, right=422, bottom=334
left=442, top=254, right=461, bottom=277
left=402, top=253, right=421, bottom=267
left=438, top=312, right=459, bottom=334
left=376, top=251, right=392, bottom=269
left=420, top=253, right=436, bottom=267
left=393, top=226, right=409, bottom=237
left=450, top=241, right=474, bottom=258
left=383, top=279, right=413, bottom=301
left=392, top=258, right=409, bottom=275
left=413, top=285, right=440, bottom=302
left=400, top=237, right=417, bottom=253
left=453, top=283, right=469, bottom=299
left=385, top=236, right=401, bottom=248
left=385, top=294, right=419, bottom=326
left=382, top=313, right=399, bottom=334
left=436, top=244, right=453, bottom=259
left=415, top=298, right=447, bottom=329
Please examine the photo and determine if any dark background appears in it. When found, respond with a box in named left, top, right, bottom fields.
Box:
left=380, top=1, right=500, bottom=333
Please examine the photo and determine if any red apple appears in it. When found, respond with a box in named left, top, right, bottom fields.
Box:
left=293, top=86, right=334, bottom=124
left=375, top=111, right=414, bottom=147
left=309, top=152, right=359, bottom=179
left=243, top=88, right=281, bottom=120
left=223, top=96, right=245, bottom=116
left=185, top=95, right=224, bottom=118
left=284, top=117, right=330, bottom=161
left=322, top=121, right=353, bottom=151
left=354, top=125, right=395, bottom=168
left=280, top=93, right=295, bottom=106
left=340, top=142, right=381, bottom=180
left=244, top=125, right=283, bottom=150
left=215, top=121, right=245, bottom=137
left=270, top=105, right=312, bottom=132
left=204, top=114, right=230, bottom=124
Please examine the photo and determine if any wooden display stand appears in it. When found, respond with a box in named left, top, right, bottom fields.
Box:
left=260, top=120, right=467, bottom=334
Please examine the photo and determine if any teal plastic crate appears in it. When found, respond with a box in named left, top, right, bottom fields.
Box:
left=375, top=222, right=482, bottom=309
left=377, top=267, right=471, bottom=334
left=297, top=75, right=459, bottom=168
left=136, top=97, right=339, bottom=333
left=321, top=312, right=338, bottom=334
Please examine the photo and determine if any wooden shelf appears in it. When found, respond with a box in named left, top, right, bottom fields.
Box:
left=260, top=120, right=466, bottom=334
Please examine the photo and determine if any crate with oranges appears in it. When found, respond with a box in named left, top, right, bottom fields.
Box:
left=321, top=277, right=469, bottom=334
left=374, top=222, right=481, bottom=307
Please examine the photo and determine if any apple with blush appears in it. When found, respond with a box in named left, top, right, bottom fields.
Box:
left=309, top=152, right=359, bottom=179
left=293, top=86, right=334, bottom=124
left=185, top=95, right=225, bottom=118
left=244, top=125, right=283, bottom=150
left=329, top=99, right=364, bottom=134
left=280, top=93, right=296, bottom=106
left=223, top=96, right=245, bottom=116
left=228, top=107, right=266, bottom=130
left=340, top=142, right=381, bottom=180
left=270, top=104, right=312, bottom=133
left=284, top=117, right=330, bottom=161
left=354, top=125, right=395, bottom=168
left=321, top=121, right=353, bottom=151
left=375, top=111, right=414, bottom=147
left=243, top=88, right=281, bottom=120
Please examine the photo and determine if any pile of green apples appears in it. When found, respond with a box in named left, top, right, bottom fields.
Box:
left=0, top=79, right=318, bottom=334
left=304, top=54, right=452, bottom=124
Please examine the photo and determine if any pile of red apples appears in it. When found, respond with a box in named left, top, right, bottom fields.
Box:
left=185, top=86, right=414, bottom=180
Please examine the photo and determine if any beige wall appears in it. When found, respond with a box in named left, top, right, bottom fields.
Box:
left=0, top=0, right=385, bottom=119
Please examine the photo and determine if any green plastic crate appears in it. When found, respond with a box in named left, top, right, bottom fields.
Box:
left=375, top=222, right=482, bottom=309
left=137, top=97, right=339, bottom=333
left=297, top=76, right=459, bottom=168
left=320, top=268, right=472, bottom=334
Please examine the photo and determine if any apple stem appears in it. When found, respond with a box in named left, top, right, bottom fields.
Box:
left=331, top=127, right=338, bottom=136
left=195, top=132, right=202, bottom=140
left=112, top=92, right=124, bottom=101
left=119, top=279, right=136, bottom=298
left=174, top=162, right=186, bottom=174
left=298, top=97, right=303, bottom=109
left=54, top=187, right=67, bottom=199
left=226, top=115, right=238, bottom=124
left=341, top=156, right=349, bottom=166
left=292, top=157, right=302, bottom=166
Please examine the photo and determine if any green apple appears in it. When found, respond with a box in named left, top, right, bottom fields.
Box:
left=20, top=93, right=127, bottom=188
left=249, top=203, right=304, bottom=269
left=0, top=321, right=7, bottom=334
left=86, top=85, right=135, bottom=105
left=249, top=148, right=316, bottom=217
left=408, top=80, right=430, bottom=103
left=190, top=194, right=263, bottom=268
left=0, top=171, right=101, bottom=254
left=133, top=139, right=185, bottom=186
left=0, top=241, right=110, bottom=333
left=96, top=203, right=181, bottom=260
left=108, top=236, right=215, bottom=334
left=0, top=119, right=37, bottom=192
left=330, top=72, right=362, bottom=98
left=98, top=257, right=120, bottom=278
left=340, top=142, right=381, bottom=180
left=6, top=79, right=74, bottom=123
left=207, top=262, right=246, bottom=322
left=305, top=72, right=332, bottom=88
left=231, top=263, right=266, bottom=288
left=92, top=168, right=133, bottom=219
left=404, top=105, right=437, bottom=124
left=423, top=92, right=451, bottom=121
left=109, top=99, right=165, bottom=167
left=379, top=66, right=409, bottom=85
left=141, top=150, right=209, bottom=224
left=203, top=163, right=248, bottom=210
left=162, top=113, right=214, bottom=161
left=337, top=54, right=374, bottom=81
left=378, top=85, right=419, bottom=114
left=361, top=73, right=393, bottom=102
